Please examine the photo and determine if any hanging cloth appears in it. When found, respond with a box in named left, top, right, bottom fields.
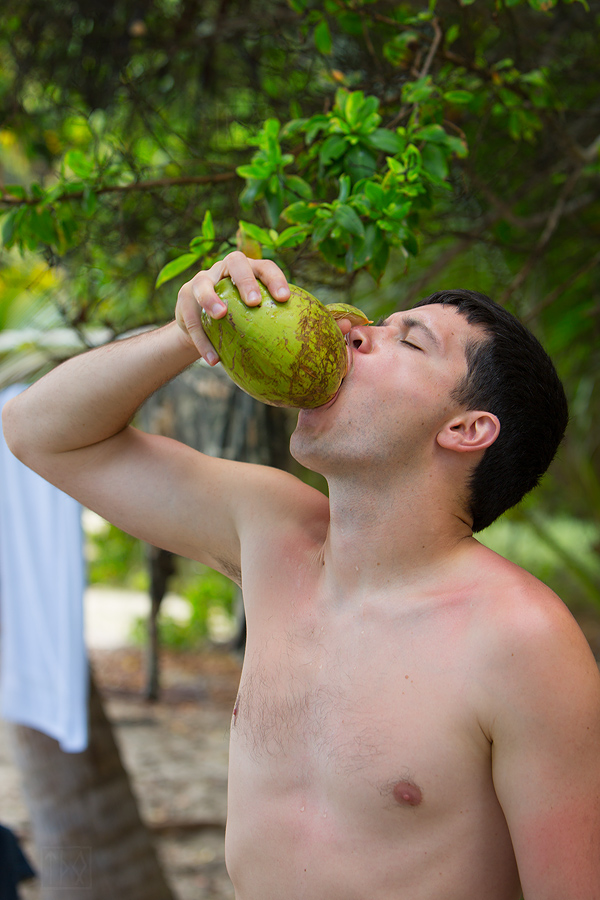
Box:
left=0, top=384, right=88, bottom=752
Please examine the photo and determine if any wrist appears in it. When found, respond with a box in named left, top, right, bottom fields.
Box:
left=165, top=320, right=204, bottom=363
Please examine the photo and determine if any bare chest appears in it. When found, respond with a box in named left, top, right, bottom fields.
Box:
left=231, top=596, right=490, bottom=812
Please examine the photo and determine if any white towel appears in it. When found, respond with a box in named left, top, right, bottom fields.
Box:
left=0, top=384, right=88, bottom=752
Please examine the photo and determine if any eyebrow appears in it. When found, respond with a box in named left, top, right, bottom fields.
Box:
left=380, top=315, right=443, bottom=351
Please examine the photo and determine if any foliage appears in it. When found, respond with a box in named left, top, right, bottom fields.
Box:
left=86, top=519, right=148, bottom=589
left=1, top=0, right=599, bottom=606
left=481, top=510, right=600, bottom=611
left=85, top=514, right=237, bottom=643
left=149, top=568, right=237, bottom=649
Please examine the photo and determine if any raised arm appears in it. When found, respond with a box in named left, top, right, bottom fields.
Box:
left=2, top=253, right=293, bottom=578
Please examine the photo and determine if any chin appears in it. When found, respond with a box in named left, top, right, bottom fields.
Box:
left=290, top=427, right=335, bottom=475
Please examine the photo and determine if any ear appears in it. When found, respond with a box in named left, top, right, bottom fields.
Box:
left=436, top=411, right=500, bottom=454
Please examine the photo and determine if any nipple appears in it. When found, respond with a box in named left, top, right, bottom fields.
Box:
left=392, top=780, right=422, bottom=807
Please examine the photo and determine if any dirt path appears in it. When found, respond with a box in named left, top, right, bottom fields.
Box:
left=0, top=646, right=242, bottom=900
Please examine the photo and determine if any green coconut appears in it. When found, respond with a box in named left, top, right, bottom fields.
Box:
left=201, top=277, right=369, bottom=408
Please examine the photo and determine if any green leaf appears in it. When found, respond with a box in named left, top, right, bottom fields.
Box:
left=364, top=182, right=385, bottom=207
left=2, top=210, right=20, bottom=247
left=284, top=175, right=313, bottom=200
left=413, top=124, right=448, bottom=144
left=445, top=23, right=460, bottom=46
left=3, top=185, right=26, bottom=200
left=263, top=118, right=281, bottom=139
left=276, top=226, right=308, bottom=249
left=189, top=237, right=211, bottom=253
left=65, top=149, right=94, bottom=179
left=338, top=174, right=351, bottom=203
left=282, top=201, right=319, bottom=224
left=366, top=236, right=390, bottom=282
left=314, top=19, right=332, bottom=54
left=334, top=87, right=351, bottom=119
left=82, top=187, right=97, bottom=216
left=155, top=252, right=201, bottom=289
left=383, top=31, right=420, bottom=67
left=236, top=163, right=270, bottom=179
left=358, top=95, right=380, bottom=126
left=238, top=221, right=272, bottom=245
left=311, top=215, right=335, bottom=245
left=403, top=78, right=436, bottom=104
left=345, top=145, right=377, bottom=180
left=320, top=134, right=348, bottom=166
left=444, top=90, right=473, bottom=105
left=29, top=207, right=57, bottom=245
left=344, top=92, right=379, bottom=130
left=403, top=231, right=419, bottom=255
left=334, top=204, right=365, bottom=238
left=365, top=129, right=405, bottom=154
left=265, top=180, right=284, bottom=227
left=202, top=209, right=215, bottom=241
left=303, top=114, right=329, bottom=145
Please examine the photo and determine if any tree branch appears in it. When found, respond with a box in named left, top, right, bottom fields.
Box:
left=522, top=250, right=600, bottom=325
left=499, top=166, right=582, bottom=305
left=0, top=171, right=238, bottom=207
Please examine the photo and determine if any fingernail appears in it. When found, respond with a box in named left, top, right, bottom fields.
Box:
left=206, top=350, right=218, bottom=365
left=247, top=290, right=260, bottom=303
left=276, top=287, right=288, bottom=299
left=211, top=300, right=226, bottom=315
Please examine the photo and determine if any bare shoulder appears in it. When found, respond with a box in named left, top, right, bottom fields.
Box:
left=467, top=541, right=600, bottom=730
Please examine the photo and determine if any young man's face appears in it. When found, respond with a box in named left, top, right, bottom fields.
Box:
left=290, top=304, right=486, bottom=479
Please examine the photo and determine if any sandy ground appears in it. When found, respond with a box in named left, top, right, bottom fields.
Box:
left=0, top=588, right=242, bottom=900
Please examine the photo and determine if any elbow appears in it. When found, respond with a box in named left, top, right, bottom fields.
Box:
left=2, top=395, right=33, bottom=464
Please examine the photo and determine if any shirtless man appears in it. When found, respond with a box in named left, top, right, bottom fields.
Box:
left=3, top=251, right=600, bottom=900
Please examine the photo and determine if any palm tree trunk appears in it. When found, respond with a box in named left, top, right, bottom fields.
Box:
left=8, top=670, right=174, bottom=900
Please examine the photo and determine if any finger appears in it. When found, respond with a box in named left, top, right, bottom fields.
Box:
left=190, top=270, right=228, bottom=319
left=176, top=284, right=220, bottom=364
left=335, top=317, right=353, bottom=336
left=219, top=251, right=265, bottom=306
left=225, top=251, right=290, bottom=305
left=248, top=258, right=291, bottom=303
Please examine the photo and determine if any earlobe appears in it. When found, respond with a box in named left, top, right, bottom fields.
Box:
left=437, top=411, right=501, bottom=453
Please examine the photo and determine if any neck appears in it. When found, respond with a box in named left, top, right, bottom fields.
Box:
left=320, top=467, right=474, bottom=598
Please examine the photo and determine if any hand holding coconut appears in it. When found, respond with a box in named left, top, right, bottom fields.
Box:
left=175, top=251, right=291, bottom=365
left=176, top=251, right=369, bottom=409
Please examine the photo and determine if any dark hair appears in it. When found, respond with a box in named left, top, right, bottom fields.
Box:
left=412, top=289, right=568, bottom=532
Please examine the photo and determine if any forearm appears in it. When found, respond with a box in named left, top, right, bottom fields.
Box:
left=2, top=321, right=200, bottom=463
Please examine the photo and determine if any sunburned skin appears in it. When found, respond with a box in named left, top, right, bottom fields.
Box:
left=225, top=532, right=526, bottom=900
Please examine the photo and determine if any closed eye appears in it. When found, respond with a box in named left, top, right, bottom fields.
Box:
left=401, top=340, right=423, bottom=351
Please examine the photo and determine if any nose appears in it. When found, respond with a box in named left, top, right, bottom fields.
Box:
left=347, top=324, right=373, bottom=353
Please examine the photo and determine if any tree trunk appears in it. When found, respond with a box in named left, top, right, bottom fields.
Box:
left=146, top=546, right=175, bottom=702
left=8, top=670, right=174, bottom=900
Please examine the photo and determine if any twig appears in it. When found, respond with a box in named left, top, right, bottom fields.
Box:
left=499, top=167, right=582, bottom=305
left=404, top=237, right=473, bottom=306
left=0, top=171, right=237, bottom=207
left=522, top=251, right=600, bottom=324
left=387, top=18, right=442, bottom=130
